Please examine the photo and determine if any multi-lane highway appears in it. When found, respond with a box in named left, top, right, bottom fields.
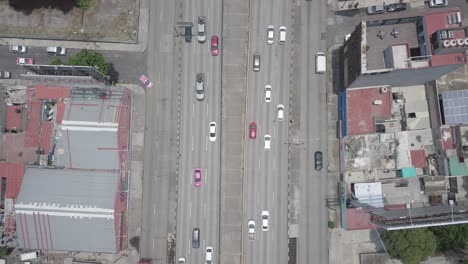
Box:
left=176, top=1, right=222, bottom=263
left=243, top=0, right=292, bottom=264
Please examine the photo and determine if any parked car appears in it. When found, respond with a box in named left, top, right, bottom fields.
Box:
left=429, top=0, right=447, bottom=7
left=315, top=151, right=323, bottom=171
left=16, top=58, right=33, bottom=65
left=267, top=25, right=274, bottom=45
left=209, top=122, right=216, bottom=141
left=249, top=122, right=257, bottom=139
left=387, top=3, right=407, bottom=12
left=9, top=45, right=26, bottom=53
left=261, top=211, right=269, bottom=231
left=197, top=16, right=206, bottom=43
left=366, top=5, right=385, bottom=15
left=196, top=73, right=205, bottom=101
left=139, top=74, right=153, bottom=88
left=0, top=71, right=11, bottom=79
left=211, top=35, right=219, bottom=56
left=46, top=46, right=66, bottom=55
left=265, top=85, right=272, bottom=102
left=194, top=168, right=202, bottom=187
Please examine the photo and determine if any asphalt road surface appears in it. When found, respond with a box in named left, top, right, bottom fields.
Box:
left=175, top=1, right=222, bottom=264
left=243, top=0, right=292, bottom=264
left=297, top=1, right=329, bottom=264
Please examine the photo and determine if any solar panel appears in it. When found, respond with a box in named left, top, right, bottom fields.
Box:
left=442, top=90, right=468, bottom=125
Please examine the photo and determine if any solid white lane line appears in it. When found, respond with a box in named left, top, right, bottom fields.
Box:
left=192, top=103, right=195, bottom=117
left=192, top=136, right=194, bottom=151
left=205, top=169, right=208, bottom=184
left=258, top=159, right=261, bottom=170
left=153, top=237, right=155, bottom=248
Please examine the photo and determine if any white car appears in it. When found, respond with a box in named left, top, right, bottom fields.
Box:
left=429, top=0, right=447, bottom=7
left=265, top=85, right=272, bottom=103
left=248, top=219, right=255, bottom=234
left=264, top=135, right=271, bottom=151
left=277, top=104, right=284, bottom=121
left=47, top=46, right=66, bottom=55
left=198, top=16, right=207, bottom=43
left=9, top=45, right=27, bottom=53
left=261, top=211, right=269, bottom=231
left=178, top=257, right=186, bottom=264
left=279, top=26, right=286, bottom=44
left=206, top=246, right=213, bottom=264
left=209, top=122, right=216, bottom=142
left=267, top=25, right=274, bottom=45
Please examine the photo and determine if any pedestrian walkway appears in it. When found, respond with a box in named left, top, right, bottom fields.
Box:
left=0, top=0, right=150, bottom=52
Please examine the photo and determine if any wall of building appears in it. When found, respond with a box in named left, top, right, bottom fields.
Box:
left=348, top=64, right=464, bottom=88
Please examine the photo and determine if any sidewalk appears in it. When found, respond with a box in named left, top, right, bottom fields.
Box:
left=0, top=0, right=150, bottom=52
left=330, top=0, right=426, bottom=12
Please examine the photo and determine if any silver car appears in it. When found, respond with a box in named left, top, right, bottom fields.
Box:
left=196, top=73, right=205, bottom=101
left=366, top=5, right=385, bottom=15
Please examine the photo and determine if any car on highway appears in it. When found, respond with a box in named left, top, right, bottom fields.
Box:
left=279, top=26, right=286, bottom=44
left=277, top=104, right=285, bottom=121
left=209, top=122, right=216, bottom=141
left=249, top=122, right=257, bottom=139
left=139, top=74, right=153, bottom=89
left=9, top=45, right=27, bottom=53
left=265, top=85, right=272, bottom=102
left=264, top=135, right=271, bottom=151
left=248, top=219, right=255, bottom=240
left=261, top=211, right=269, bottom=231
left=194, top=168, right=202, bottom=187
left=197, top=16, right=206, bottom=43
left=267, top=25, right=274, bottom=45
left=47, top=46, right=66, bottom=56
left=178, top=257, right=185, bottom=264
left=387, top=3, right=407, bottom=12
left=16, top=57, right=34, bottom=65
left=315, top=151, right=323, bottom=171
left=366, top=5, right=385, bottom=15
left=196, top=73, right=205, bottom=101
left=0, top=71, right=11, bottom=79
left=206, top=247, right=213, bottom=264
left=429, top=0, right=447, bottom=7
left=253, top=52, right=260, bottom=72
left=211, top=35, right=219, bottom=56
left=192, top=228, right=200, bottom=248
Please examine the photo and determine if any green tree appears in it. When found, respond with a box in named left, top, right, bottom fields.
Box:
left=0, top=247, right=9, bottom=257
left=68, top=49, right=109, bottom=74
left=50, top=58, right=64, bottom=65
left=430, top=224, right=468, bottom=252
left=382, top=228, right=437, bottom=264
left=328, top=221, right=336, bottom=229
left=75, top=0, right=93, bottom=11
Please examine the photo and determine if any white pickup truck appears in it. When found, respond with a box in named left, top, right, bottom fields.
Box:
left=248, top=219, right=255, bottom=240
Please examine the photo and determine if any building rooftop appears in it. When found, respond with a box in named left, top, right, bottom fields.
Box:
left=15, top=168, right=119, bottom=252
left=441, top=89, right=468, bottom=125
left=346, top=86, right=392, bottom=135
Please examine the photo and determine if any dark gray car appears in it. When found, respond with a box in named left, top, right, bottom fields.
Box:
left=196, top=73, right=205, bottom=101
left=314, top=151, right=323, bottom=171
left=387, top=3, right=407, bottom=12
left=192, top=228, right=200, bottom=248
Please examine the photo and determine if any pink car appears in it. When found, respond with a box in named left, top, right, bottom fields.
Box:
left=194, top=168, right=202, bottom=187
left=139, top=74, right=153, bottom=88
left=16, top=57, right=34, bottom=65
left=211, top=35, right=219, bottom=56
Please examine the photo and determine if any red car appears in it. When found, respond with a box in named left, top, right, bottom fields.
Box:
left=211, top=35, right=219, bottom=56
left=139, top=74, right=153, bottom=89
left=249, top=122, right=257, bottom=139
left=16, top=57, right=34, bottom=65
left=194, top=168, right=202, bottom=187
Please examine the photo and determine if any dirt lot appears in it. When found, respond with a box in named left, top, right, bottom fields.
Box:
left=0, top=0, right=139, bottom=43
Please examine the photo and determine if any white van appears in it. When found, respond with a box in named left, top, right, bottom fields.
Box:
left=315, top=52, right=326, bottom=74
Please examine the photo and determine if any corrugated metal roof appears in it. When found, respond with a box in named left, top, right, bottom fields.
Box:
left=448, top=155, right=468, bottom=176
left=15, top=168, right=118, bottom=252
